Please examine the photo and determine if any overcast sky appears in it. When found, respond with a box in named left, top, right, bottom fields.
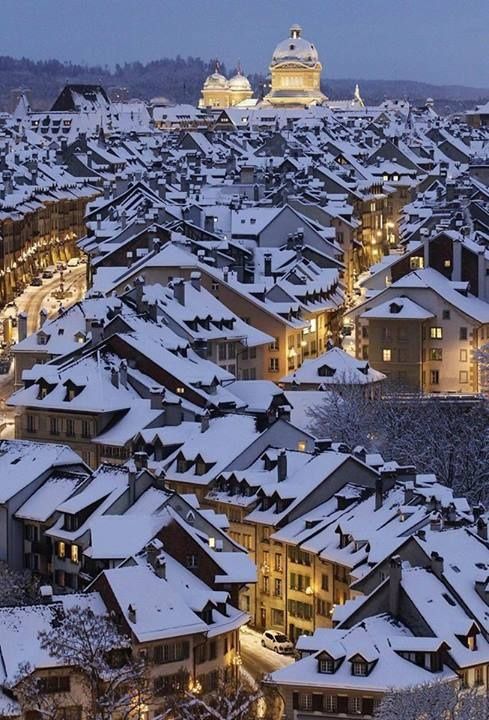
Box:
left=2, top=0, right=488, bottom=87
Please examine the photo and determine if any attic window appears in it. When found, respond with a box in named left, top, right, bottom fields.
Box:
left=176, top=387, right=185, bottom=395
left=389, top=302, right=403, bottom=314
left=352, top=661, right=368, bottom=676
left=319, top=658, right=334, bottom=674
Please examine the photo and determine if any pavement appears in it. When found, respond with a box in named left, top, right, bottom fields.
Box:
left=0, top=265, right=86, bottom=438
left=240, top=626, right=294, bottom=681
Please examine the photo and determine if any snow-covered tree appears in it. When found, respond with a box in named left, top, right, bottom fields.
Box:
left=38, top=604, right=149, bottom=720
left=163, top=675, right=277, bottom=720
left=375, top=681, right=489, bottom=720
left=0, top=561, right=40, bottom=606
left=307, top=391, right=489, bottom=504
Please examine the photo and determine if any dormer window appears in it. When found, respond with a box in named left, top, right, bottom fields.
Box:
left=195, top=459, right=207, bottom=476
left=177, top=457, right=188, bottom=473
left=467, top=634, right=477, bottom=651
left=319, top=658, right=334, bottom=674
left=352, top=661, right=368, bottom=676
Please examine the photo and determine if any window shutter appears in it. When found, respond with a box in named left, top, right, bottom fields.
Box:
left=312, top=694, right=323, bottom=711
left=292, top=692, right=299, bottom=710
left=363, top=698, right=374, bottom=716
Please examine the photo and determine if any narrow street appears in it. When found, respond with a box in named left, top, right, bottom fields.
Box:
left=240, top=627, right=294, bottom=681
left=0, top=265, right=86, bottom=438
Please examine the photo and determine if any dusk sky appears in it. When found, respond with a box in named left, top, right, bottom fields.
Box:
left=2, top=0, right=488, bottom=87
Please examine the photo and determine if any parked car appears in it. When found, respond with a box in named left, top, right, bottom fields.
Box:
left=67, top=257, right=80, bottom=267
left=42, top=266, right=55, bottom=279
left=261, top=630, right=294, bottom=654
left=30, top=277, right=43, bottom=286
left=57, top=262, right=67, bottom=272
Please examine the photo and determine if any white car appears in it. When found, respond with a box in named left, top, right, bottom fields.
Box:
left=261, top=630, right=294, bottom=654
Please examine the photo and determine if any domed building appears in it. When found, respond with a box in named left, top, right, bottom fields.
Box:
left=199, top=65, right=254, bottom=109
left=264, top=24, right=327, bottom=107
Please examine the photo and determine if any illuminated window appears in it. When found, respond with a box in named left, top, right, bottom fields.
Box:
left=430, top=327, right=443, bottom=339
left=382, top=349, right=392, bottom=362
left=71, top=545, right=79, bottom=563
left=297, top=441, right=307, bottom=452
left=429, top=348, right=443, bottom=361
left=176, top=387, right=185, bottom=395
left=57, top=541, right=66, bottom=559
left=410, top=256, right=424, bottom=270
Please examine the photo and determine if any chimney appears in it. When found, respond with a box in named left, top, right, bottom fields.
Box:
left=128, top=604, right=136, bottom=623
left=264, top=252, right=272, bottom=277
left=200, top=409, right=210, bottom=433
left=173, top=279, right=185, bottom=306
left=477, top=518, right=488, bottom=541
left=147, top=300, right=158, bottom=322
left=223, top=266, right=229, bottom=282
left=190, top=271, right=201, bottom=292
left=119, top=360, right=128, bottom=388
left=430, top=511, right=443, bottom=532
left=204, top=215, right=215, bottom=233
left=164, top=400, right=183, bottom=426
left=134, top=451, right=148, bottom=471
left=389, top=555, right=402, bottom=618
left=149, top=386, right=164, bottom=409
left=40, top=585, right=53, bottom=605
left=403, top=481, right=414, bottom=504
left=39, top=308, right=48, bottom=328
left=277, top=450, right=287, bottom=482
left=375, top=475, right=383, bottom=511
left=110, top=367, right=119, bottom=388
left=90, top=320, right=104, bottom=345
left=134, top=276, right=145, bottom=312
left=128, top=467, right=137, bottom=505
left=430, top=551, right=444, bottom=578
left=17, top=312, right=28, bottom=342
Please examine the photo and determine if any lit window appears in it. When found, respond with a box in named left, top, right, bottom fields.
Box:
left=57, top=541, right=66, bottom=559
left=176, top=387, right=185, bottom=395
left=429, top=348, right=443, bottom=361
left=297, top=441, right=307, bottom=452
left=71, top=545, right=79, bottom=563
left=430, top=327, right=443, bottom=339
left=382, top=349, right=392, bottom=362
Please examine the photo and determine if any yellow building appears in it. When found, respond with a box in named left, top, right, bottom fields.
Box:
left=199, top=67, right=254, bottom=109
left=264, top=24, right=327, bottom=107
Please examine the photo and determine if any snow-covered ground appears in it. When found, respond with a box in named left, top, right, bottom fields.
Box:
left=240, top=626, right=295, bottom=679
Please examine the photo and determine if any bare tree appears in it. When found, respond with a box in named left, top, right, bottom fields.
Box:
left=163, top=675, right=278, bottom=720
left=307, top=390, right=489, bottom=504
left=38, top=604, right=149, bottom=720
left=0, top=561, right=40, bottom=607
left=375, top=681, right=489, bottom=720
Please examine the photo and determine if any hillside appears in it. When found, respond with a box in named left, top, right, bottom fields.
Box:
left=0, top=55, right=487, bottom=113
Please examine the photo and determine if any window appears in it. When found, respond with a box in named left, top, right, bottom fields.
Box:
left=242, top=534, right=252, bottom=550
left=459, top=327, right=468, bottom=340
left=316, top=598, right=331, bottom=617
left=50, top=417, right=60, bottom=436
left=274, top=578, right=282, bottom=597
left=39, top=676, right=70, bottom=694
left=218, top=343, right=227, bottom=361
left=460, top=349, right=468, bottom=362
left=269, top=337, right=279, bottom=351
left=324, top=696, right=337, bottom=713
left=57, top=541, right=66, bottom=559
left=66, top=419, right=75, bottom=437
left=382, top=348, right=392, bottom=362
left=319, top=658, right=334, bottom=673
left=429, top=348, right=443, bottom=361
left=430, top=327, right=443, bottom=339
left=430, top=370, right=440, bottom=385
left=153, top=641, right=190, bottom=665
left=269, top=358, right=279, bottom=373
left=61, top=708, right=82, bottom=720
left=352, top=661, right=368, bottom=676
left=475, top=666, right=484, bottom=686
left=26, top=415, right=36, bottom=433
left=299, top=694, right=313, bottom=711
left=350, top=697, right=362, bottom=714
left=176, top=387, right=185, bottom=395
left=442, top=309, right=450, bottom=320
left=186, top=554, right=198, bottom=568
left=321, top=573, right=329, bottom=592
left=262, top=576, right=270, bottom=594
left=459, top=371, right=468, bottom=384
left=272, top=608, right=284, bottom=626
left=70, top=545, right=79, bottom=563
left=274, top=553, right=283, bottom=572
left=81, top=420, right=91, bottom=438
